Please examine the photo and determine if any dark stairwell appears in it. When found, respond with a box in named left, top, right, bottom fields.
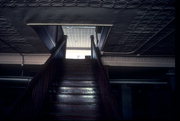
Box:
left=0, top=1, right=176, bottom=120
left=41, top=59, right=104, bottom=120
left=5, top=34, right=119, bottom=121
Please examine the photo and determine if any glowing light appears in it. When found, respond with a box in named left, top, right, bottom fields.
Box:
left=65, top=49, right=91, bottom=59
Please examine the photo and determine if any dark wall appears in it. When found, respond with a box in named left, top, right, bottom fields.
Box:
left=108, top=66, right=176, bottom=120
left=0, top=64, right=43, bottom=77
left=107, top=66, right=172, bottom=79
left=0, top=64, right=43, bottom=119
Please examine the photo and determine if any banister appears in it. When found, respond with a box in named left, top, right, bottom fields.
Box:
left=7, top=35, right=67, bottom=120
left=91, top=35, right=120, bottom=120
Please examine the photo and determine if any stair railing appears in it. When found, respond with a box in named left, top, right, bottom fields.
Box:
left=91, top=35, right=120, bottom=120
left=8, top=35, right=67, bottom=120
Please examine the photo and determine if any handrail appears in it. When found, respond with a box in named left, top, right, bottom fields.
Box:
left=91, top=35, right=120, bottom=120
left=7, top=35, right=67, bottom=120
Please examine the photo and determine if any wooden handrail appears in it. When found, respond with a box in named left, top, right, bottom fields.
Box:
left=91, top=35, right=120, bottom=120
left=7, top=36, right=67, bottom=120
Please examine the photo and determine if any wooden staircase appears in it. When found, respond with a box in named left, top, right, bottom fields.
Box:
left=41, top=59, right=105, bottom=121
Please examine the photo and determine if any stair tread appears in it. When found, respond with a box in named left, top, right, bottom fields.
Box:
left=64, top=59, right=92, bottom=63
left=49, top=94, right=99, bottom=104
left=63, top=76, right=95, bottom=81
left=49, top=103, right=99, bottom=110
left=47, top=103, right=100, bottom=115
left=51, top=80, right=97, bottom=87
left=64, top=69, right=94, bottom=73
left=49, top=87, right=99, bottom=95
left=64, top=67, right=93, bottom=70
left=44, top=59, right=103, bottom=121
left=63, top=73, right=94, bottom=77
left=46, top=114, right=98, bottom=121
left=64, top=64, right=93, bottom=66
left=48, top=112, right=99, bottom=118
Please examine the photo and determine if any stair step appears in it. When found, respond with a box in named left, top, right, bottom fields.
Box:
left=64, top=65, right=93, bottom=68
left=63, top=73, right=94, bottom=77
left=49, top=87, right=98, bottom=95
left=49, top=94, right=98, bottom=104
left=64, top=59, right=92, bottom=64
left=64, top=67, right=93, bottom=71
left=64, top=65, right=93, bottom=70
left=64, top=70, right=94, bottom=74
left=43, top=59, right=104, bottom=121
left=63, top=76, right=95, bottom=81
left=47, top=113, right=98, bottom=121
left=48, top=103, right=99, bottom=115
left=51, top=81, right=97, bottom=87
left=64, top=63, right=93, bottom=66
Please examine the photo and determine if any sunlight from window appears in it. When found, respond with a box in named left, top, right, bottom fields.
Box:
left=65, top=49, right=91, bottom=59
left=62, top=25, right=96, bottom=59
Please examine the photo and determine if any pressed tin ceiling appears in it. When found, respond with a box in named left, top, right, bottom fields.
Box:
left=0, top=0, right=175, bottom=56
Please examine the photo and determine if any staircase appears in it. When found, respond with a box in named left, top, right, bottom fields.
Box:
left=8, top=36, right=119, bottom=121
left=42, top=59, right=105, bottom=121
